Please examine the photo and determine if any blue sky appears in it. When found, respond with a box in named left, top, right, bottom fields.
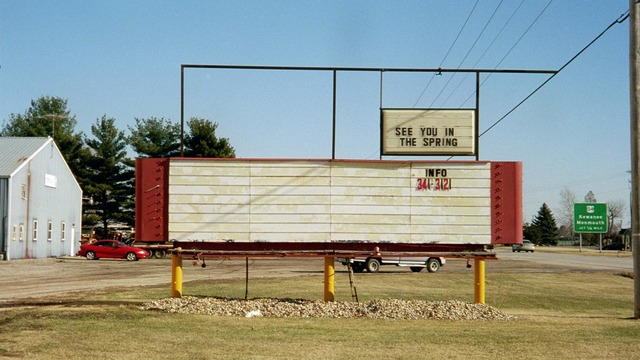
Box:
left=0, top=0, right=632, bottom=227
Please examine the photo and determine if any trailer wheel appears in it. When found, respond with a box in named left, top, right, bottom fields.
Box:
left=426, top=258, right=440, bottom=273
left=154, top=250, right=167, bottom=258
left=366, top=258, right=381, bottom=273
left=147, top=250, right=155, bottom=258
left=410, top=267, right=423, bottom=273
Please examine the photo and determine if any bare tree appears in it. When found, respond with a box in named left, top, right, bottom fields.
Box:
left=607, top=199, right=626, bottom=236
left=558, top=187, right=577, bottom=237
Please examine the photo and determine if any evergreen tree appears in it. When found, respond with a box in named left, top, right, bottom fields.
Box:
left=184, top=117, right=235, bottom=158
left=83, top=115, right=134, bottom=230
left=128, top=117, right=180, bottom=158
left=584, top=191, right=597, bottom=203
left=523, top=222, right=542, bottom=244
left=0, top=96, right=87, bottom=180
left=531, top=203, right=559, bottom=246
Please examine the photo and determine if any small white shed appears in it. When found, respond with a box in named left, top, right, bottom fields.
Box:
left=0, top=137, right=82, bottom=260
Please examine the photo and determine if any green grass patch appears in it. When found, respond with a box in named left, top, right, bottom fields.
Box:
left=1, top=271, right=639, bottom=359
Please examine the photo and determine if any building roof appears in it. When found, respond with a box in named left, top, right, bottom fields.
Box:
left=0, top=137, right=52, bottom=177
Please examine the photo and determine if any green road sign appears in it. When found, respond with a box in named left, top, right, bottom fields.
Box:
left=574, top=203, right=608, bottom=233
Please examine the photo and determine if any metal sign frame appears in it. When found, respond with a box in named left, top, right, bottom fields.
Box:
left=179, top=65, right=557, bottom=161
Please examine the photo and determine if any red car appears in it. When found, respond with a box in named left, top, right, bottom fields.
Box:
left=77, top=240, right=149, bottom=261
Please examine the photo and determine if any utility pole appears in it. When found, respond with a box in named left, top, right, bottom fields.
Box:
left=630, top=0, right=640, bottom=319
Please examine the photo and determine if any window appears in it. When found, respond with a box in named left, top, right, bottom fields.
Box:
left=19, top=224, right=24, bottom=241
left=12, top=225, right=17, bottom=241
left=32, top=220, right=38, bottom=241
left=61, top=222, right=66, bottom=241
left=21, top=184, right=26, bottom=199
left=47, top=221, right=53, bottom=241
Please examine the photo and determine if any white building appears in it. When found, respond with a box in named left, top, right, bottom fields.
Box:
left=0, top=137, right=82, bottom=260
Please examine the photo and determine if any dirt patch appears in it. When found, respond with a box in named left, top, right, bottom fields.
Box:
left=0, top=257, right=325, bottom=305
left=0, top=249, right=631, bottom=306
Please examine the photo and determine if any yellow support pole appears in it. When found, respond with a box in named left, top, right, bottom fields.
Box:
left=324, top=257, right=335, bottom=302
left=474, top=258, right=485, bottom=304
left=171, top=249, right=183, bottom=298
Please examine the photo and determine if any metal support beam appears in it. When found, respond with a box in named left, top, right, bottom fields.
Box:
left=180, top=66, right=185, bottom=157
left=630, top=0, right=640, bottom=319
left=475, top=72, right=480, bottom=161
left=181, top=64, right=557, bottom=75
left=332, top=70, right=337, bottom=160
left=324, top=257, right=335, bottom=302
left=171, top=249, right=183, bottom=298
left=474, top=258, right=485, bottom=304
left=171, top=241, right=489, bottom=255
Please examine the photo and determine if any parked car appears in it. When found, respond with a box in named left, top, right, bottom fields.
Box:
left=512, top=239, right=535, bottom=253
left=337, top=256, right=446, bottom=273
left=602, top=242, right=625, bottom=251
left=77, top=240, right=150, bottom=261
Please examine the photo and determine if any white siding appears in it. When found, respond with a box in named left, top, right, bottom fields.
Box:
left=5, top=139, right=82, bottom=259
left=168, top=160, right=492, bottom=244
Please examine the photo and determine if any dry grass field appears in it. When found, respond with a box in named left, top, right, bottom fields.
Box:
left=1, top=257, right=638, bottom=359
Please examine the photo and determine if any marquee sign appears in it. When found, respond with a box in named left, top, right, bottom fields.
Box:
left=381, top=109, right=476, bottom=156
left=136, top=158, right=521, bottom=246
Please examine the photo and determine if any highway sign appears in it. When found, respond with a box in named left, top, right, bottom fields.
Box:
left=574, top=203, right=608, bottom=233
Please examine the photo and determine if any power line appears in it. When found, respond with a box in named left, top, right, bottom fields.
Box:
left=460, top=0, right=554, bottom=107
left=412, top=0, right=480, bottom=107
left=441, top=8, right=629, bottom=161
left=437, top=0, right=480, bottom=69
left=429, top=0, right=505, bottom=108
left=440, top=0, right=526, bottom=107
left=479, top=9, right=630, bottom=137
left=486, top=1, right=554, bottom=75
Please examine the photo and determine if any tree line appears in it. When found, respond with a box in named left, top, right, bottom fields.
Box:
left=0, top=96, right=236, bottom=233
left=525, top=188, right=628, bottom=247
left=4, top=97, right=626, bottom=247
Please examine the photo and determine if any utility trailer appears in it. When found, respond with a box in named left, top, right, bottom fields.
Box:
left=337, top=256, right=446, bottom=273
left=135, top=158, right=522, bottom=256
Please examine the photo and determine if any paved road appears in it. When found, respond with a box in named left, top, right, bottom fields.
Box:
left=0, top=248, right=633, bottom=304
left=494, top=248, right=633, bottom=273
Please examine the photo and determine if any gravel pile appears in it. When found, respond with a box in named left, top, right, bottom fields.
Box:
left=141, top=297, right=516, bottom=321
